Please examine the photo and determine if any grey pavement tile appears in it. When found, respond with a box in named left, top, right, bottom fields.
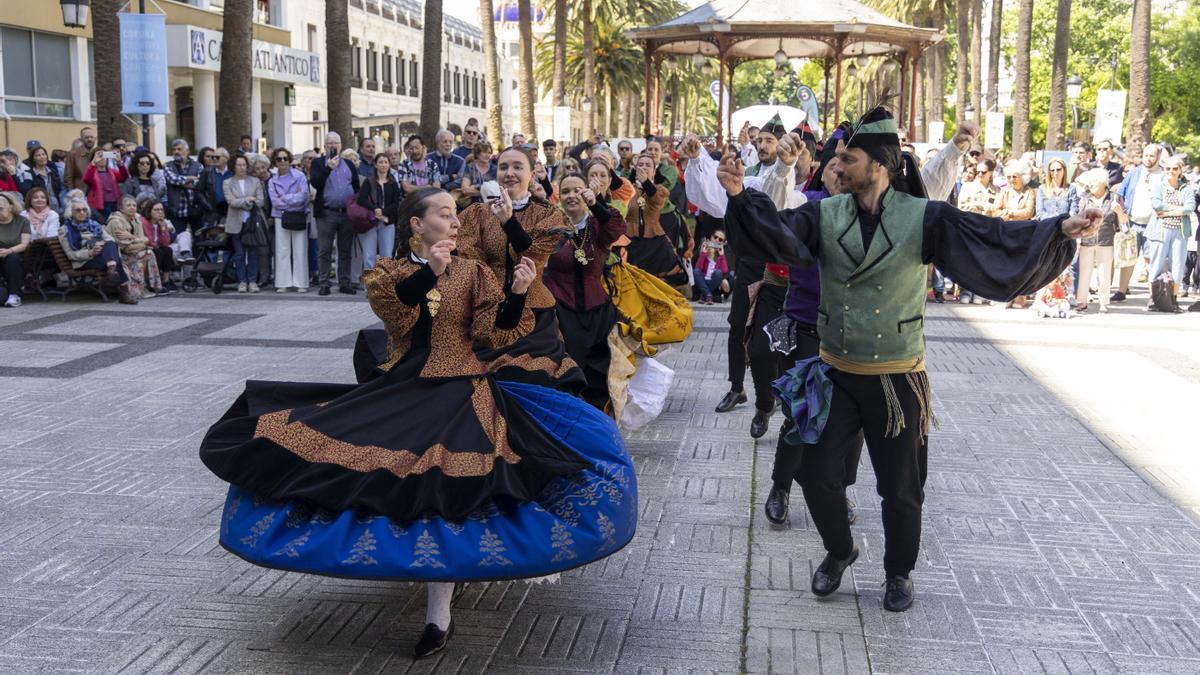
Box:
left=0, top=338, right=124, bottom=368
left=27, top=315, right=206, bottom=337
left=866, top=637, right=993, bottom=674
left=745, top=626, right=870, bottom=675
left=985, top=645, right=1120, bottom=675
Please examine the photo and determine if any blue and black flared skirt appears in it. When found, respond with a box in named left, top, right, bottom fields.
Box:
left=200, top=355, right=636, bottom=582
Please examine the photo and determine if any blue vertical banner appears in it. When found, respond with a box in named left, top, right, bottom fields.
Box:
left=120, top=13, right=171, bottom=115
left=796, top=85, right=821, bottom=138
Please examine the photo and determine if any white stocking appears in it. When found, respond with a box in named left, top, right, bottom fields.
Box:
left=424, top=582, right=453, bottom=630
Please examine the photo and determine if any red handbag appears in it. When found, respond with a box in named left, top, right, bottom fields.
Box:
left=346, top=194, right=377, bottom=234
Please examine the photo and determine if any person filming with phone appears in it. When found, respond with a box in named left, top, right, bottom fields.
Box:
left=82, top=147, right=129, bottom=219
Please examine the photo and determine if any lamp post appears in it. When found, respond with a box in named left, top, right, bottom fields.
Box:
left=1066, top=74, right=1083, bottom=143
left=59, top=0, right=91, bottom=28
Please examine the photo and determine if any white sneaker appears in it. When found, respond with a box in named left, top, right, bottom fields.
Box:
left=4, top=294, right=20, bottom=307
left=249, top=283, right=260, bottom=293
left=296, top=287, right=308, bottom=293
left=276, top=287, right=288, bottom=294
left=237, top=282, right=248, bottom=293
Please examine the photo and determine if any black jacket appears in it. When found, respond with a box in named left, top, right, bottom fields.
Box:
left=309, top=156, right=362, bottom=217
left=356, top=176, right=403, bottom=225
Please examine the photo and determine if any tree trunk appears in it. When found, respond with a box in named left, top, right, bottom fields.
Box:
left=928, top=0, right=946, bottom=133
left=969, top=0, right=982, bottom=117
left=480, top=0, right=504, bottom=143
left=552, top=0, right=567, bottom=106
left=987, top=0, right=1003, bottom=112
left=517, top=0, right=537, bottom=142
left=582, top=0, right=596, bottom=134
left=1011, top=0, right=1034, bottom=156
left=93, top=0, right=137, bottom=143
left=325, top=0, right=352, bottom=144
left=1046, top=0, right=1072, bottom=150
left=955, top=0, right=970, bottom=125
left=1127, top=0, right=1152, bottom=152
left=669, top=75, right=680, bottom=137
left=420, top=1, right=444, bottom=142
left=217, top=0, right=253, bottom=151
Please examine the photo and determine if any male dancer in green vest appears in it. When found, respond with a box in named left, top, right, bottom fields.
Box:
left=718, top=107, right=1101, bottom=611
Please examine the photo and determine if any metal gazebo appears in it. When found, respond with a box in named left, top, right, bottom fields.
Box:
left=628, top=0, right=943, bottom=142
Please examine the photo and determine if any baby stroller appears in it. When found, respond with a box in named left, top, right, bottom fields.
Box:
left=180, top=226, right=234, bottom=294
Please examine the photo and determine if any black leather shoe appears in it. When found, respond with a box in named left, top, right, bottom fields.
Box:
left=714, top=390, right=747, bottom=413
left=765, top=485, right=789, bottom=527
left=1110, top=291, right=1127, bottom=303
left=750, top=407, right=774, bottom=439
left=846, top=498, right=858, bottom=526
left=413, top=621, right=454, bottom=659
left=318, top=285, right=331, bottom=296
left=339, top=285, right=357, bottom=295
left=811, top=544, right=859, bottom=597
left=883, top=575, right=914, bottom=612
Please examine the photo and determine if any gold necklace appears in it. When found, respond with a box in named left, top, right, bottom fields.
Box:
left=572, top=217, right=592, bottom=265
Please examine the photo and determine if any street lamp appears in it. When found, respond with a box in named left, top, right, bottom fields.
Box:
left=846, top=61, right=858, bottom=79
left=1066, top=74, right=1083, bottom=102
left=692, top=48, right=706, bottom=67
left=1066, top=74, right=1083, bottom=142
left=664, top=55, right=677, bottom=73
left=59, top=0, right=91, bottom=28
left=701, top=60, right=714, bottom=77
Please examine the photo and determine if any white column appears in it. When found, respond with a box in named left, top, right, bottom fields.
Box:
left=250, top=78, right=263, bottom=148
left=71, top=36, right=91, bottom=121
left=193, top=71, right=218, bottom=149
left=272, top=84, right=293, bottom=150
left=152, top=115, right=167, bottom=156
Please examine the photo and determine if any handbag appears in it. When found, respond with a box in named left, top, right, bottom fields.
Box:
left=1113, top=228, right=1139, bottom=269
left=280, top=210, right=307, bottom=230
left=347, top=194, right=377, bottom=234
left=239, top=210, right=270, bottom=248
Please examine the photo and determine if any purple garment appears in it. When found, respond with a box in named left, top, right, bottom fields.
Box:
left=322, top=160, right=355, bottom=209
left=785, top=188, right=830, bottom=325
left=268, top=168, right=309, bottom=218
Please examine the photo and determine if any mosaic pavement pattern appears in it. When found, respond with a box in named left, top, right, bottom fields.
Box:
left=1, top=291, right=1198, bottom=673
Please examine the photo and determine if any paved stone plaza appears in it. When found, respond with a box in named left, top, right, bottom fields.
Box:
left=1, top=291, right=1199, bottom=674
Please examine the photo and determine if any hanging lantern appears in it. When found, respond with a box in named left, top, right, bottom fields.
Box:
left=701, top=61, right=714, bottom=77
left=846, top=62, right=858, bottom=78
left=692, top=49, right=707, bottom=67
left=856, top=54, right=869, bottom=68
left=664, top=55, right=678, bottom=72
left=774, top=39, right=788, bottom=67
left=59, top=0, right=91, bottom=28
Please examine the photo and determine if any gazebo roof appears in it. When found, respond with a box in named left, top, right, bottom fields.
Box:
left=629, top=0, right=942, bottom=60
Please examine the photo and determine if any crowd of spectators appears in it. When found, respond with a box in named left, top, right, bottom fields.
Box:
left=1, top=120, right=1197, bottom=316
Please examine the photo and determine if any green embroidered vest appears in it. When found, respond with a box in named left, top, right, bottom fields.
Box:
left=816, top=190, right=929, bottom=374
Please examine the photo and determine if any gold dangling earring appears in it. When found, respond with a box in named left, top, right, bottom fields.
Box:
left=409, top=234, right=422, bottom=254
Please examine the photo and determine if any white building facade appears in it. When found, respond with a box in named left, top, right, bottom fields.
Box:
left=287, top=0, right=520, bottom=152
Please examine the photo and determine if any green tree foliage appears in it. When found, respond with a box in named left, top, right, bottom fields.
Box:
left=1150, top=2, right=1200, bottom=156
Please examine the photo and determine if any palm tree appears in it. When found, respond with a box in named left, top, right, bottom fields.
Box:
left=217, top=0, right=253, bottom=151
left=419, top=0, right=444, bottom=142
left=1127, top=0, right=1152, bottom=152
left=955, top=0, right=969, bottom=124
left=1010, top=0, right=1034, bottom=155
left=517, top=0, right=537, bottom=141
left=552, top=0, right=567, bottom=106
left=326, top=0, right=352, bottom=144
left=93, top=0, right=137, bottom=143
left=986, top=0, right=1002, bottom=112
left=582, top=0, right=596, bottom=134
left=1045, top=0, right=1072, bottom=149
left=479, top=0, right=504, bottom=143
left=969, top=0, right=982, bottom=117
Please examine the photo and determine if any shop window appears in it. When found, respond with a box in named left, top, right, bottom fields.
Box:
left=397, top=53, right=406, bottom=95
left=453, top=69, right=461, bottom=105
left=443, top=66, right=450, bottom=104
left=410, top=58, right=419, bottom=97
left=0, top=27, right=73, bottom=118
left=306, top=24, right=318, bottom=53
